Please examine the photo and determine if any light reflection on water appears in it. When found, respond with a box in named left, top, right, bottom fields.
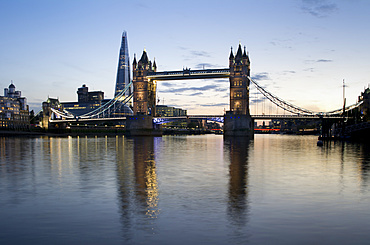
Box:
left=1, top=135, right=370, bottom=244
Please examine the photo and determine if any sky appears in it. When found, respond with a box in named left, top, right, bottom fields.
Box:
left=1, top=0, right=370, bottom=115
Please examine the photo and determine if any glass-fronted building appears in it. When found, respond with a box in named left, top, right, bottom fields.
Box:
left=115, top=31, right=132, bottom=97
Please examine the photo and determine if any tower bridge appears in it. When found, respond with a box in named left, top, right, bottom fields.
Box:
left=45, top=37, right=367, bottom=137
left=125, top=43, right=253, bottom=136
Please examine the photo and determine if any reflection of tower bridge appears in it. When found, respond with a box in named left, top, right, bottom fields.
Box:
left=48, top=40, right=363, bottom=136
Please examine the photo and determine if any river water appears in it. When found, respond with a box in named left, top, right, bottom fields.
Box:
left=1, top=134, right=370, bottom=244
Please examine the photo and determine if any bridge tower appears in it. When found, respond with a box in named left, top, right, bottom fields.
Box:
left=132, top=49, right=157, bottom=116
left=229, top=44, right=250, bottom=115
left=126, top=49, right=161, bottom=136
left=224, top=43, right=254, bottom=137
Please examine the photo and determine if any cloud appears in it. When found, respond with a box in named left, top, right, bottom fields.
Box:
left=189, top=92, right=203, bottom=96
left=302, top=0, right=338, bottom=17
left=214, top=87, right=228, bottom=92
left=303, top=67, right=315, bottom=72
left=305, top=59, right=333, bottom=64
left=316, top=59, right=333, bottom=63
left=201, top=103, right=229, bottom=107
left=269, top=39, right=293, bottom=50
left=212, top=79, right=228, bottom=83
left=178, top=46, right=213, bottom=61
left=194, top=63, right=219, bottom=69
left=250, top=98, right=267, bottom=104
left=161, top=84, right=219, bottom=93
left=177, top=46, right=188, bottom=51
left=161, top=82, right=177, bottom=87
left=251, top=72, right=270, bottom=81
left=190, top=51, right=211, bottom=58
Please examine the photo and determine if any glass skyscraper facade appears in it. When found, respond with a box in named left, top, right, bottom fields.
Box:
left=115, top=31, right=131, bottom=97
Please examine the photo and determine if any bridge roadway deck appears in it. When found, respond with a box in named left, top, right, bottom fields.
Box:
left=157, top=115, right=343, bottom=120
left=147, top=68, right=230, bottom=80
left=50, top=117, right=127, bottom=123
left=50, top=114, right=343, bottom=123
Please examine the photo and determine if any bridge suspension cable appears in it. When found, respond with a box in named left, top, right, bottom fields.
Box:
left=50, top=108, right=76, bottom=119
left=50, top=81, right=133, bottom=120
left=249, top=76, right=315, bottom=115
left=324, top=100, right=363, bottom=115
left=249, top=76, right=363, bottom=116
left=79, top=80, right=133, bottom=118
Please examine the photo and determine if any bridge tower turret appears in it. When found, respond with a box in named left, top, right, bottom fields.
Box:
left=132, top=49, right=157, bottom=116
left=224, top=43, right=254, bottom=137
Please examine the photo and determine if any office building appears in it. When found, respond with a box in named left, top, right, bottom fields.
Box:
left=156, top=105, right=187, bottom=117
left=115, top=31, right=132, bottom=97
left=0, top=82, right=29, bottom=129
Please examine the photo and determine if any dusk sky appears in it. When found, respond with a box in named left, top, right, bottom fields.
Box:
left=1, top=0, right=369, bottom=114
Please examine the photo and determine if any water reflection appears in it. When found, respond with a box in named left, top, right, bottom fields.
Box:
left=224, top=137, right=251, bottom=234
left=0, top=137, right=37, bottom=206
left=116, top=136, right=159, bottom=240
left=359, top=143, right=370, bottom=183
left=133, top=137, right=159, bottom=219
left=320, top=140, right=370, bottom=186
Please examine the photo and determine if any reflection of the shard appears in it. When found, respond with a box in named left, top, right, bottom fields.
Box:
left=224, top=137, right=251, bottom=229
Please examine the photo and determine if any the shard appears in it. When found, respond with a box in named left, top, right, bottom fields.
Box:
left=115, top=31, right=131, bottom=97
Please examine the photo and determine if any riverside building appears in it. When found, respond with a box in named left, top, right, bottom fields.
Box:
left=0, top=82, right=29, bottom=129
left=156, top=105, right=187, bottom=117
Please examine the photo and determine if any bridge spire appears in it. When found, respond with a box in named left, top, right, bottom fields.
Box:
left=139, top=49, right=149, bottom=65
left=229, top=47, right=234, bottom=59
left=243, top=46, right=247, bottom=58
left=153, top=57, right=157, bottom=72
left=132, top=53, right=137, bottom=69
left=235, top=43, right=243, bottom=62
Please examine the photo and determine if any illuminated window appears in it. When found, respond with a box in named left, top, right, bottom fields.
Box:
left=234, top=92, right=242, bottom=98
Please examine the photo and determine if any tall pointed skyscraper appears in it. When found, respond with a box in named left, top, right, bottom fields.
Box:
left=115, top=31, right=131, bottom=97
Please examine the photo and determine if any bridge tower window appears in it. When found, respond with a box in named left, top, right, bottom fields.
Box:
left=234, top=91, right=242, bottom=98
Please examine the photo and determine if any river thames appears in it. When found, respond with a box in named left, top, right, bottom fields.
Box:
left=1, top=134, right=370, bottom=244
